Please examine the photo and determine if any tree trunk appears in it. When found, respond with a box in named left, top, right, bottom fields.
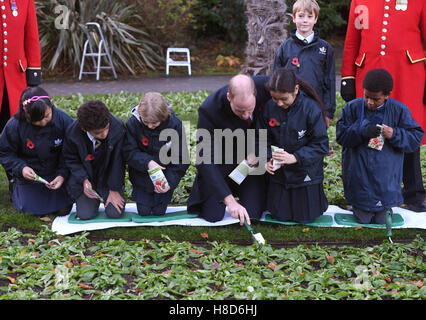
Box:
left=242, top=0, right=288, bottom=76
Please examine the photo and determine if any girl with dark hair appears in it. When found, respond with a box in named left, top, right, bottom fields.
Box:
left=0, top=87, right=73, bottom=216
left=259, top=68, right=329, bottom=223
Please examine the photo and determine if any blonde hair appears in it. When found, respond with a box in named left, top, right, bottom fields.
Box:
left=292, top=0, right=320, bottom=18
left=138, top=92, right=170, bottom=123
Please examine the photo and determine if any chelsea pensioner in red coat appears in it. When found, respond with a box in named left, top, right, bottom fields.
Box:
left=0, top=0, right=41, bottom=120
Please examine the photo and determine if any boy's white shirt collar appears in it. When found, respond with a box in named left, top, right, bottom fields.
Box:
left=295, top=30, right=314, bottom=43
left=131, top=105, right=141, bottom=122
left=86, top=132, right=98, bottom=151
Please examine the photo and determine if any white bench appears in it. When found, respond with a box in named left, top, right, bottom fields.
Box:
left=166, top=48, right=191, bottom=76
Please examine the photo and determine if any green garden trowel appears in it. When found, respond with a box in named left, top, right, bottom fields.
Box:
left=385, top=209, right=393, bottom=244
left=244, top=221, right=265, bottom=245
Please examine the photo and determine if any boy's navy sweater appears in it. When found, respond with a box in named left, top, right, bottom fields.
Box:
left=62, top=114, right=126, bottom=200
left=123, top=106, right=189, bottom=193
left=336, top=97, right=424, bottom=211
left=273, top=29, right=336, bottom=119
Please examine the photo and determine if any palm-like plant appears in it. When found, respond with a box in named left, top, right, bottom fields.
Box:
left=36, top=0, right=164, bottom=75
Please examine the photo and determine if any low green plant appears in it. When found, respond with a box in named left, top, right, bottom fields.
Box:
left=0, top=227, right=424, bottom=300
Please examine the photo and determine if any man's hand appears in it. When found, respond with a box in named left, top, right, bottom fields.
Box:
left=340, top=78, right=356, bottom=102
left=105, top=190, right=125, bottom=213
left=224, top=194, right=251, bottom=226
left=265, top=159, right=275, bottom=175
left=246, top=153, right=259, bottom=168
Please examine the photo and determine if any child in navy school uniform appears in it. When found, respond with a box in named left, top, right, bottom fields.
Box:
left=273, top=0, right=335, bottom=127
left=62, top=100, right=126, bottom=220
left=123, top=92, right=189, bottom=216
left=337, top=69, right=424, bottom=223
left=0, top=87, right=73, bottom=216
left=259, top=68, right=329, bottom=223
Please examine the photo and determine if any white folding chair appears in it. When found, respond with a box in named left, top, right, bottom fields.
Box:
left=166, top=48, right=191, bottom=76
left=79, top=22, right=117, bottom=81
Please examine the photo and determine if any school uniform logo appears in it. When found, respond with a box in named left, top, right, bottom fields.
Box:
left=298, top=129, right=306, bottom=139
left=319, top=47, right=327, bottom=55
left=54, top=138, right=63, bottom=146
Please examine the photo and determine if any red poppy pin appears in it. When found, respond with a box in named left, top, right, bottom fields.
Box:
left=269, top=118, right=280, bottom=127
left=26, top=139, right=35, bottom=149
left=291, top=57, right=300, bottom=68
left=142, top=137, right=149, bottom=146
left=85, top=154, right=95, bottom=161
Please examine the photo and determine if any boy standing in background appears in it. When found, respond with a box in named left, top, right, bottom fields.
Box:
left=273, top=0, right=335, bottom=127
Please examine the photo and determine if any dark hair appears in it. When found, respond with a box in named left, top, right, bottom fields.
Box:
left=77, top=100, right=110, bottom=131
left=362, top=68, right=394, bottom=95
left=15, top=86, right=53, bottom=122
left=265, top=68, right=326, bottom=120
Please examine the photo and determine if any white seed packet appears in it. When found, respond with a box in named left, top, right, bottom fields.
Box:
left=368, top=125, right=384, bottom=151
left=148, top=166, right=169, bottom=189
left=228, top=160, right=257, bottom=185
left=271, top=145, right=284, bottom=170
left=34, top=174, right=49, bottom=185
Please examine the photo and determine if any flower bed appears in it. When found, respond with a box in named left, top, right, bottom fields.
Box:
left=0, top=228, right=424, bottom=300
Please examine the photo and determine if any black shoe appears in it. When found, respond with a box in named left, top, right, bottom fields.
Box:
left=152, top=212, right=165, bottom=216
left=56, top=205, right=73, bottom=216
left=8, top=177, right=15, bottom=202
left=406, top=202, right=426, bottom=213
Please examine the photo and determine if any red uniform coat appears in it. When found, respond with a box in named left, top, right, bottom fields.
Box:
left=342, top=0, right=426, bottom=144
left=0, top=0, right=41, bottom=117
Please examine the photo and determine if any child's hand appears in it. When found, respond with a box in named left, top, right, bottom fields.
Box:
left=381, top=124, right=394, bottom=139
left=83, top=179, right=99, bottom=199
left=47, top=176, right=64, bottom=190
left=265, top=159, right=275, bottom=175
left=22, top=166, right=36, bottom=181
left=148, top=160, right=165, bottom=171
left=106, top=190, right=125, bottom=213
left=273, top=150, right=297, bottom=165
left=154, top=182, right=170, bottom=193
